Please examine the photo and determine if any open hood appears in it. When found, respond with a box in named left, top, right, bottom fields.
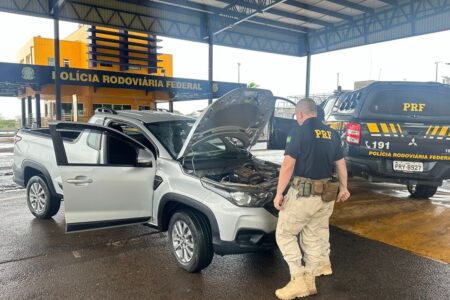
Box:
left=177, top=88, right=275, bottom=159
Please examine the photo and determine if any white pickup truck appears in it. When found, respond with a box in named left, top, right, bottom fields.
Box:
left=13, top=88, right=289, bottom=272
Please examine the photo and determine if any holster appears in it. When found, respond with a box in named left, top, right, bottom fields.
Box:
left=292, top=177, right=333, bottom=200
left=321, top=181, right=339, bottom=202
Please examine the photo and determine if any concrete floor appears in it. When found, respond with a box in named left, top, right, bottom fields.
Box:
left=1, top=142, right=449, bottom=299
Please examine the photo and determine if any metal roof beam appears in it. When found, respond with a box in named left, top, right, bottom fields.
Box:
left=378, top=0, right=398, bottom=6
left=50, top=0, right=65, bottom=14
left=149, top=1, right=309, bottom=35
left=249, top=16, right=309, bottom=32
left=284, top=0, right=353, bottom=21
left=265, top=7, right=333, bottom=27
left=209, top=0, right=288, bottom=36
left=219, top=0, right=333, bottom=27
left=326, top=0, right=374, bottom=14
left=138, top=1, right=309, bottom=36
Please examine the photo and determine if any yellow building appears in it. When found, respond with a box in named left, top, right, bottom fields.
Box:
left=17, top=25, right=173, bottom=123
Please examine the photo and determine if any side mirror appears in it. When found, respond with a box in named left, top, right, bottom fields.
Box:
left=137, top=149, right=153, bottom=167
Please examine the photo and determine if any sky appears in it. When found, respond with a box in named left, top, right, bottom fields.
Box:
left=1, top=11, right=450, bottom=118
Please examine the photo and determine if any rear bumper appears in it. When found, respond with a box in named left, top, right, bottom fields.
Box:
left=346, top=156, right=450, bottom=185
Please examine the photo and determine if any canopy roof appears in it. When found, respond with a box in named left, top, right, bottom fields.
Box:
left=1, top=0, right=450, bottom=56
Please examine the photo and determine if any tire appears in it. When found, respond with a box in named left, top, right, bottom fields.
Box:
left=407, top=184, right=438, bottom=199
left=168, top=209, right=214, bottom=273
left=26, top=175, right=61, bottom=219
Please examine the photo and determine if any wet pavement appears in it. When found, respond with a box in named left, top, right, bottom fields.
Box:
left=1, top=189, right=449, bottom=300
left=0, top=141, right=449, bottom=299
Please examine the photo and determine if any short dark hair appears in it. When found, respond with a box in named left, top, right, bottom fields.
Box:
left=295, top=98, right=317, bottom=115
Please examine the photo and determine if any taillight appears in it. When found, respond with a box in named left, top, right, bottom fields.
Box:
left=346, top=122, right=361, bottom=145
left=14, top=134, right=22, bottom=145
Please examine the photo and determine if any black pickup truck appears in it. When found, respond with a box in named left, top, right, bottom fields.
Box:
left=268, top=82, right=450, bottom=199
left=323, top=81, right=450, bottom=198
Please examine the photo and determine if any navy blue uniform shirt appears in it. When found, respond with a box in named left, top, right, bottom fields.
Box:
left=284, top=117, right=344, bottom=180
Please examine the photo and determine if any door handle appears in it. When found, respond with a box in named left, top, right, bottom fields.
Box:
left=66, top=178, right=93, bottom=185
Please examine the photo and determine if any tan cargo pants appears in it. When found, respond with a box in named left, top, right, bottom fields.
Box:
left=276, top=186, right=335, bottom=275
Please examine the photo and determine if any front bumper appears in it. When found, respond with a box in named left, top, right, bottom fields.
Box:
left=213, top=229, right=275, bottom=255
left=346, top=156, right=450, bottom=185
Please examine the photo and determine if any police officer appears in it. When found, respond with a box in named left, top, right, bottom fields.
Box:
left=274, top=98, right=350, bottom=299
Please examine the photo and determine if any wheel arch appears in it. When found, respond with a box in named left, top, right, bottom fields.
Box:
left=22, top=160, right=60, bottom=199
left=157, top=193, right=220, bottom=244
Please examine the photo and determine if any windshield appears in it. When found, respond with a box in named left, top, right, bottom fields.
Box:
left=145, top=120, right=194, bottom=158
left=187, top=136, right=247, bottom=158
left=145, top=120, right=247, bottom=158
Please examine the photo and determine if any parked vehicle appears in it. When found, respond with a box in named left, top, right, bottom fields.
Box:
left=322, top=81, right=450, bottom=198
left=13, top=88, right=281, bottom=272
left=267, top=82, right=450, bottom=198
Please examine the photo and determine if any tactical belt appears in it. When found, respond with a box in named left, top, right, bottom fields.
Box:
left=291, top=176, right=339, bottom=202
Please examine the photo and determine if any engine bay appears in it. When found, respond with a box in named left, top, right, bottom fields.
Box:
left=198, top=159, right=279, bottom=189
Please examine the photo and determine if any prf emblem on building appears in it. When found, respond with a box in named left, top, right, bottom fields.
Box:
left=21, top=66, right=35, bottom=81
left=212, top=83, right=219, bottom=93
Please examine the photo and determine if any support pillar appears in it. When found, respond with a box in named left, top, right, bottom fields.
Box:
left=21, top=97, right=26, bottom=128
left=169, top=100, right=174, bottom=113
left=35, top=94, right=41, bottom=128
left=208, top=34, right=214, bottom=105
left=305, top=52, right=311, bottom=98
left=53, top=2, right=62, bottom=120
left=27, top=96, right=33, bottom=127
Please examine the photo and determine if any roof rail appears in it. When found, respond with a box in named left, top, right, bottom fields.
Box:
left=95, top=108, right=118, bottom=115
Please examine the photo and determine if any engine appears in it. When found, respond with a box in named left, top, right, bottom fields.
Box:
left=204, top=160, right=279, bottom=187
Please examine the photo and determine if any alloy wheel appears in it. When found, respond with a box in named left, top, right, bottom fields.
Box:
left=29, top=182, right=46, bottom=214
left=171, top=220, right=195, bottom=264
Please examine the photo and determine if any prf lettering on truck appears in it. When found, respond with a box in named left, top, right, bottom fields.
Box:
left=403, top=102, right=426, bottom=112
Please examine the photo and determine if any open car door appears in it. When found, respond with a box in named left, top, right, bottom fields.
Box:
left=49, top=122, right=156, bottom=232
left=267, top=97, right=297, bottom=150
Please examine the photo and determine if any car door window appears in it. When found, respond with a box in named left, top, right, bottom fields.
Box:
left=54, top=126, right=141, bottom=167
left=274, top=99, right=296, bottom=119
left=267, top=98, right=297, bottom=150
left=107, top=120, right=156, bottom=156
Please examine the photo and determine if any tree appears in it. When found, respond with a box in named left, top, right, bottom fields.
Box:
left=247, top=82, right=260, bottom=88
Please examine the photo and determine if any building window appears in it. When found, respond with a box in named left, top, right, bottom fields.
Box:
left=48, top=57, right=55, bottom=66
left=99, top=62, right=113, bottom=67
left=138, top=106, right=151, bottom=111
left=93, top=104, right=108, bottom=112
left=93, top=104, right=131, bottom=111
left=113, top=104, right=132, bottom=111
left=61, top=103, right=84, bottom=116
left=129, top=65, right=142, bottom=70
left=63, top=59, right=70, bottom=67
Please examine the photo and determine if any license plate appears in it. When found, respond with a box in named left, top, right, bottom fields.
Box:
left=393, top=161, right=424, bottom=173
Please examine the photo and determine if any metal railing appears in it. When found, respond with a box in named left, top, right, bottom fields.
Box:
left=287, top=93, right=334, bottom=105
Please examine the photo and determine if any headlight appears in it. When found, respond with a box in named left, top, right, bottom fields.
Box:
left=230, top=192, right=252, bottom=206
left=230, top=191, right=273, bottom=207
left=202, top=180, right=273, bottom=207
